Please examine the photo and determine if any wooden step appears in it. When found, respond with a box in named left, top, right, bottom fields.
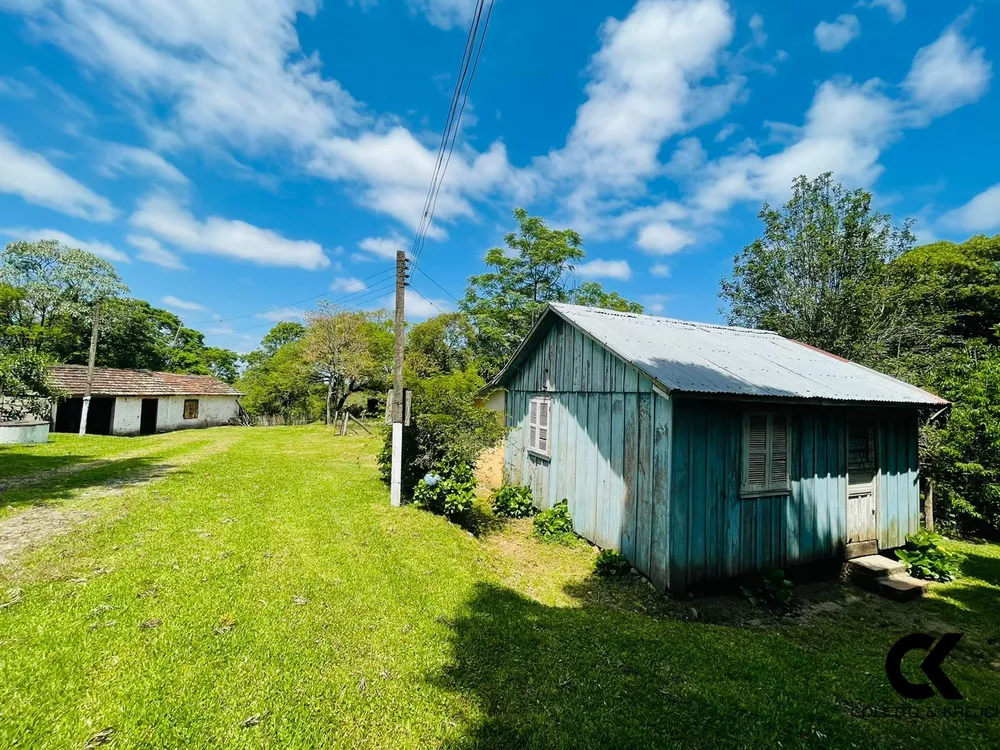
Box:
left=876, top=574, right=929, bottom=602
left=846, top=554, right=905, bottom=579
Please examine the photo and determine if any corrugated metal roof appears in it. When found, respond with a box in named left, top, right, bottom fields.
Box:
left=49, top=366, right=243, bottom=397
left=501, top=304, right=946, bottom=406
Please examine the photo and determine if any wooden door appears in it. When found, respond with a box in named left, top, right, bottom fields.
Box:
left=847, top=418, right=878, bottom=544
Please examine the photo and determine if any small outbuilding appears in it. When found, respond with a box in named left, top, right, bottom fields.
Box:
left=491, top=304, right=947, bottom=593
left=49, top=365, right=243, bottom=436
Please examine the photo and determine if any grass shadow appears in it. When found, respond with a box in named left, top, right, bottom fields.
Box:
left=0, top=456, right=182, bottom=510
left=0, top=452, right=97, bottom=484
left=432, top=529, right=1000, bottom=750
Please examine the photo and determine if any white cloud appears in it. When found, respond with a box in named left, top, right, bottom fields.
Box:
left=643, top=294, right=672, bottom=314
left=574, top=258, right=632, bottom=280
left=940, top=183, right=1000, bottom=233
left=357, top=232, right=409, bottom=260
left=814, top=15, right=861, bottom=53
left=101, top=144, right=188, bottom=184
left=650, top=263, right=671, bottom=277
left=126, top=234, right=186, bottom=269
left=748, top=13, right=766, bottom=46
left=542, top=0, right=739, bottom=212
left=904, top=22, right=991, bottom=117
left=0, top=76, right=35, bottom=99
left=636, top=222, right=696, bottom=255
left=255, top=306, right=307, bottom=322
left=407, top=0, right=478, bottom=30
left=131, top=194, right=330, bottom=269
left=1, top=227, right=129, bottom=263
left=714, top=123, right=738, bottom=142
left=332, top=276, right=367, bottom=293
left=0, top=133, right=116, bottom=221
left=4, top=0, right=526, bottom=239
left=857, top=0, right=905, bottom=24
left=161, top=295, right=207, bottom=311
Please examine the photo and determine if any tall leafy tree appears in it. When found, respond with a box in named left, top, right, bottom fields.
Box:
left=462, top=208, right=642, bottom=378
left=406, top=312, right=476, bottom=378
left=304, top=303, right=393, bottom=423
left=719, top=174, right=918, bottom=365
left=237, top=335, right=315, bottom=420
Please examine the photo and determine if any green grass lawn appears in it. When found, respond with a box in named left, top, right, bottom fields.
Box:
left=1, top=427, right=998, bottom=748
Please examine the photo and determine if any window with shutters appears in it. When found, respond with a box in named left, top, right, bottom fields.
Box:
left=527, top=396, right=552, bottom=458
left=183, top=399, right=200, bottom=420
left=741, top=411, right=790, bottom=496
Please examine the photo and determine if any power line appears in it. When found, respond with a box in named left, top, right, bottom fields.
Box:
left=185, top=267, right=394, bottom=325
left=413, top=265, right=461, bottom=303
left=409, top=0, right=497, bottom=273
left=206, top=278, right=397, bottom=343
left=409, top=0, right=485, bottom=264
left=409, top=285, right=446, bottom=316
left=414, top=0, right=495, bottom=269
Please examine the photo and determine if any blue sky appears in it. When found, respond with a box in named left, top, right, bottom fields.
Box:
left=0, top=0, right=997, bottom=353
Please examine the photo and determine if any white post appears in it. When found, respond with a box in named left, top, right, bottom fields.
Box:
left=78, top=300, right=101, bottom=436
left=391, top=422, right=403, bottom=506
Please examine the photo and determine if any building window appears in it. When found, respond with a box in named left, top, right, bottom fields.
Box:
left=527, top=396, right=551, bottom=458
left=183, top=399, right=200, bottom=420
left=741, top=411, right=789, bottom=496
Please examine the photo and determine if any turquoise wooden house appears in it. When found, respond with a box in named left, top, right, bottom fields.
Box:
left=491, top=304, right=947, bottom=593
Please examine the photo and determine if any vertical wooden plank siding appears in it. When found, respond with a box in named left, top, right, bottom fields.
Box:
left=650, top=394, right=671, bottom=590
left=635, top=392, right=654, bottom=574
left=621, top=392, right=639, bottom=560
left=504, top=317, right=921, bottom=590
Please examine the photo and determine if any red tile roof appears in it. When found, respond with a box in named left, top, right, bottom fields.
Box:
left=49, top=366, right=243, bottom=397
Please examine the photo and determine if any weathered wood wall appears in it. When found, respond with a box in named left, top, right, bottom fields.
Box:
left=503, top=318, right=673, bottom=587
left=504, top=317, right=921, bottom=592
left=668, top=399, right=920, bottom=591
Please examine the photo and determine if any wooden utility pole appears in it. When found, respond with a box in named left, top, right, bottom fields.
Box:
left=78, top=300, right=101, bottom=436
left=390, top=250, right=408, bottom=507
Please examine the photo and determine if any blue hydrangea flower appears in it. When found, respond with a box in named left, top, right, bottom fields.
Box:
left=423, top=473, right=441, bottom=488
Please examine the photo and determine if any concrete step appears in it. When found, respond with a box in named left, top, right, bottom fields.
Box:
left=846, top=554, right=905, bottom=580
left=877, top=574, right=929, bottom=602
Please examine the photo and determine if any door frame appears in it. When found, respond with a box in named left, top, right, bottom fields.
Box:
left=845, top=411, right=880, bottom=557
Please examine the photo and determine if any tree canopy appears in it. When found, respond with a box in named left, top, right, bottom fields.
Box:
left=720, top=173, right=917, bottom=366
left=462, top=208, right=642, bottom=378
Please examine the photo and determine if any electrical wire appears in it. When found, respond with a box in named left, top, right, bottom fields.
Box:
left=408, top=0, right=497, bottom=274
left=185, top=267, right=394, bottom=325
left=413, top=265, right=462, bottom=303
left=207, top=278, right=397, bottom=344
left=413, top=0, right=496, bottom=270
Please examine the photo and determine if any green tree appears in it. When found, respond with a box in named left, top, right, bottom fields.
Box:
left=719, top=174, right=918, bottom=365
left=573, top=281, right=644, bottom=314
left=377, top=368, right=504, bottom=495
left=922, top=341, right=1000, bottom=536
left=237, top=338, right=315, bottom=420
left=0, top=239, right=128, bottom=352
left=0, top=349, right=64, bottom=422
left=406, top=312, right=476, bottom=378
left=462, top=208, right=642, bottom=378
left=304, top=304, right=393, bottom=424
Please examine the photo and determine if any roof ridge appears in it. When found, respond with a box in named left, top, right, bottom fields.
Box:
left=550, top=302, right=777, bottom=336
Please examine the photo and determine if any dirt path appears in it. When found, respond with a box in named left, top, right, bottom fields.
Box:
left=0, top=429, right=245, bottom=566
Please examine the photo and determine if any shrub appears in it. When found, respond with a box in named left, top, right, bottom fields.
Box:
left=411, top=455, right=477, bottom=518
left=895, top=528, right=962, bottom=582
left=532, top=500, right=575, bottom=543
left=741, top=566, right=794, bottom=609
left=491, top=485, right=535, bottom=518
left=377, top=369, right=505, bottom=496
left=594, top=549, right=631, bottom=578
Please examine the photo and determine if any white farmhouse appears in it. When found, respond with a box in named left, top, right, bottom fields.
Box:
left=49, top=366, right=243, bottom=436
